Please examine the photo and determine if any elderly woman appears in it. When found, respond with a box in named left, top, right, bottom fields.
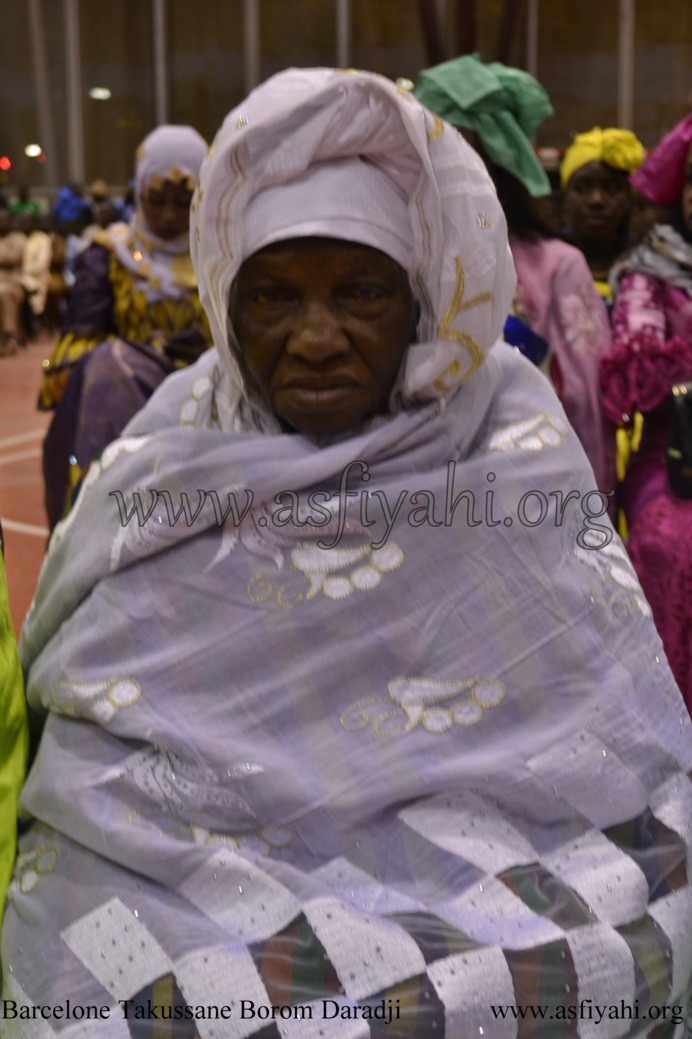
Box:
left=560, top=128, right=646, bottom=307
left=40, top=125, right=212, bottom=529
left=2, top=70, right=691, bottom=1036
left=413, top=55, right=614, bottom=496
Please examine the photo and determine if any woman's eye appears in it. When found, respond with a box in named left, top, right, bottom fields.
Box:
left=343, top=283, right=387, bottom=302
left=249, top=287, right=295, bottom=306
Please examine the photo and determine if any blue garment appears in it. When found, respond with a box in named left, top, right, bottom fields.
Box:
left=503, top=313, right=549, bottom=366
left=53, top=187, right=90, bottom=225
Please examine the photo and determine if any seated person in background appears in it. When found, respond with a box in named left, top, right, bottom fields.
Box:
left=603, top=113, right=692, bottom=712
left=560, top=127, right=646, bottom=309
left=0, top=208, right=26, bottom=356
left=87, top=178, right=124, bottom=229
left=3, top=68, right=691, bottom=1037
left=9, top=185, right=41, bottom=220
left=40, top=125, right=212, bottom=530
left=414, top=54, right=614, bottom=494
left=18, top=210, right=52, bottom=332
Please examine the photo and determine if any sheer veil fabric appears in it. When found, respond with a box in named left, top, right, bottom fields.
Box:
left=3, top=70, right=692, bottom=1037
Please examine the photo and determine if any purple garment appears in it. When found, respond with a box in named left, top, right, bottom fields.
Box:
left=43, top=339, right=172, bottom=530
left=604, top=270, right=692, bottom=710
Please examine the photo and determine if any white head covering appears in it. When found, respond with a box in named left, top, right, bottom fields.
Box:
left=95, top=124, right=208, bottom=302
left=134, top=124, right=208, bottom=206
left=242, top=157, right=414, bottom=271
left=191, top=67, right=516, bottom=429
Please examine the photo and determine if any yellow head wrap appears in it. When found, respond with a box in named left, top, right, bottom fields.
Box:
left=560, top=127, right=645, bottom=190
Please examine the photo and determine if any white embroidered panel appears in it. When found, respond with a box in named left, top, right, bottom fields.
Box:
left=648, top=888, right=692, bottom=998
left=399, top=791, right=537, bottom=873
left=60, top=897, right=173, bottom=999
left=303, top=897, right=426, bottom=1001
left=540, top=830, right=649, bottom=927
left=309, top=856, right=420, bottom=915
left=177, top=850, right=301, bottom=943
left=434, top=876, right=564, bottom=949
left=175, top=947, right=269, bottom=1039
left=428, top=947, right=517, bottom=1039
left=564, top=924, right=636, bottom=1039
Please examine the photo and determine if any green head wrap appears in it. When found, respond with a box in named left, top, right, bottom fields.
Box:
left=413, top=53, right=553, bottom=197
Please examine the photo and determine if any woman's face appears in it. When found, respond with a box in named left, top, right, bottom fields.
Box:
left=682, top=143, right=692, bottom=234
left=564, top=160, right=632, bottom=243
left=139, top=179, right=194, bottom=240
left=230, top=237, right=419, bottom=437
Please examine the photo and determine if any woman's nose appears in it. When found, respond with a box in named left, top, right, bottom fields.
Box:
left=285, top=300, right=350, bottom=362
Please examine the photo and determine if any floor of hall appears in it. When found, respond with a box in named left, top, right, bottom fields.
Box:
left=1, top=335, right=54, bottom=635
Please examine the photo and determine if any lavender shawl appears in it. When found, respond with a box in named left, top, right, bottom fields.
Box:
left=3, top=70, right=692, bottom=1038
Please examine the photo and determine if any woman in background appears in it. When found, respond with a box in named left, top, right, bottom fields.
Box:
left=414, top=55, right=614, bottom=493
left=560, top=127, right=646, bottom=309
left=40, top=125, right=211, bottom=529
left=603, top=113, right=692, bottom=710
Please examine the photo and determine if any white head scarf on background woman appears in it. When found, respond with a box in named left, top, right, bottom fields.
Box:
left=4, top=70, right=692, bottom=1037
left=95, top=124, right=208, bottom=303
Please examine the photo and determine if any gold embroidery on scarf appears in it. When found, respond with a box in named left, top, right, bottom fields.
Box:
left=248, top=569, right=308, bottom=609
left=341, top=677, right=506, bottom=737
left=573, top=537, right=652, bottom=620
left=8, top=846, right=59, bottom=898
left=488, top=413, right=569, bottom=452
left=433, top=257, right=491, bottom=389
left=247, top=543, right=405, bottom=607
left=427, top=115, right=445, bottom=142
left=179, top=373, right=215, bottom=427
left=50, top=676, right=141, bottom=724
left=190, top=183, right=203, bottom=214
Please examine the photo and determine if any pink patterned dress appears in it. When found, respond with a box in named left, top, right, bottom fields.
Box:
left=603, top=270, right=692, bottom=709
left=510, top=234, right=614, bottom=493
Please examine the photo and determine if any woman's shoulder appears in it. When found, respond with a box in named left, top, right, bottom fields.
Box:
left=511, top=233, right=592, bottom=283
